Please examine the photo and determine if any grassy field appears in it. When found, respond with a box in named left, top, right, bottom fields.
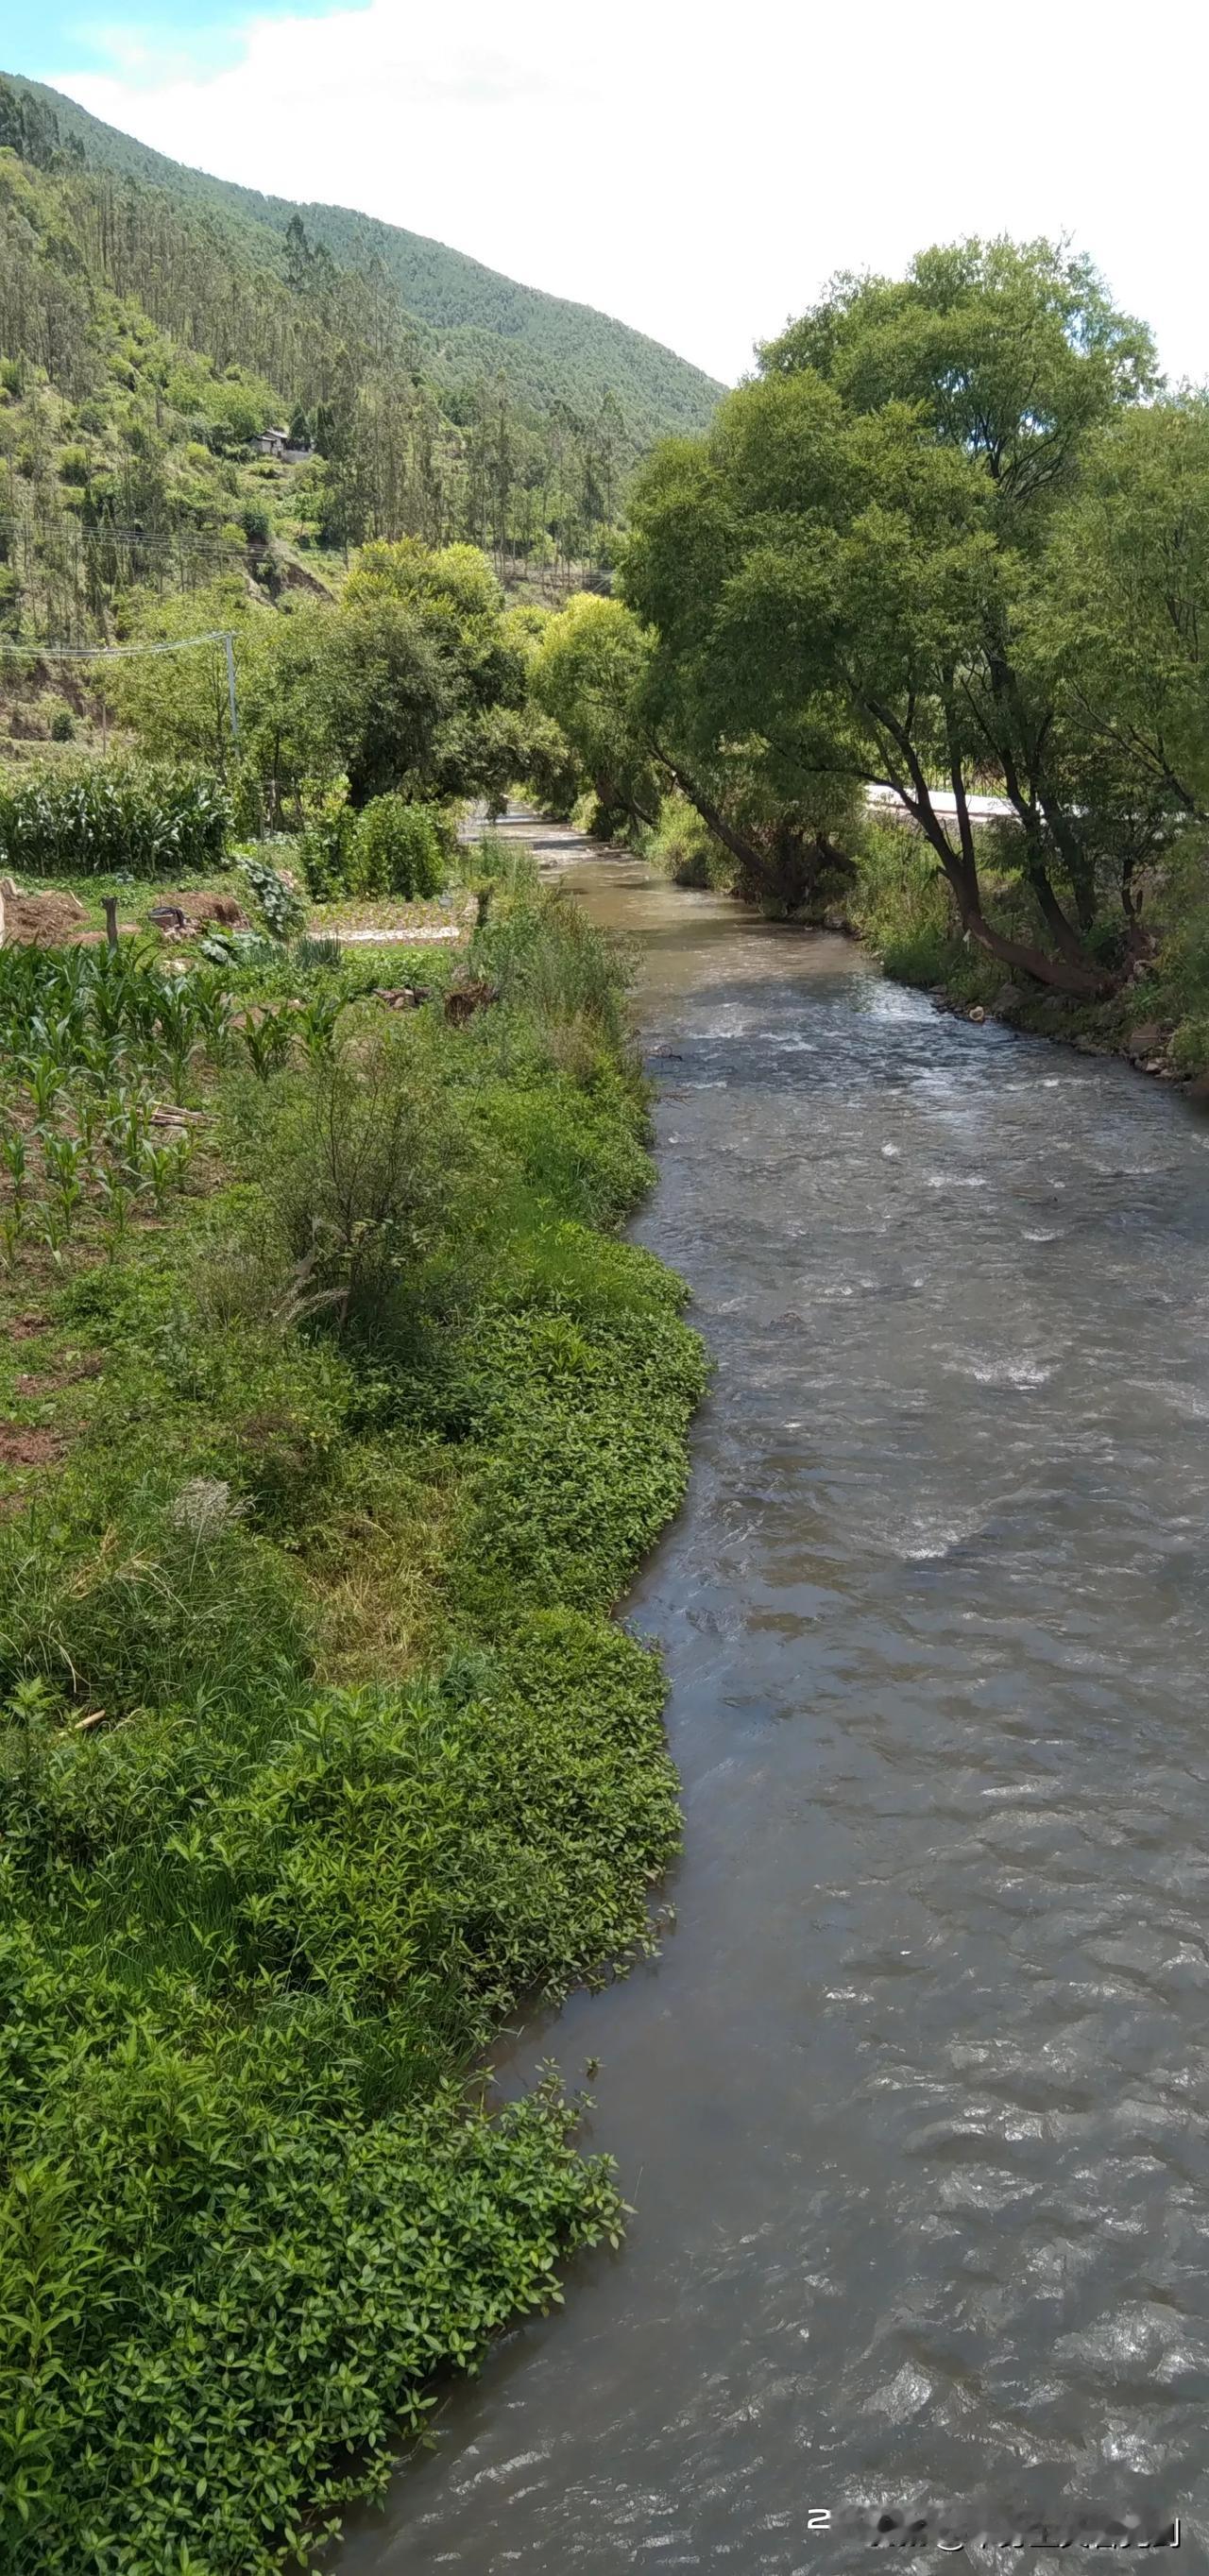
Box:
left=0, top=865, right=707, bottom=2572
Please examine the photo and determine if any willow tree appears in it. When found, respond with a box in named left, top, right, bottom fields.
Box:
left=533, top=589, right=859, bottom=909
left=624, top=240, right=1163, bottom=990
left=530, top=595, right=663, bottom=836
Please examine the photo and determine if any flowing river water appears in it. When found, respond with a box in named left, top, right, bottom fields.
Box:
left=341, top=823, right=1209, bottom=2570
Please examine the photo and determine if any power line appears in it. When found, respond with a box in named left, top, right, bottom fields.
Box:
left=1, top=631, right=233, bottom=658
left=0, top=630, right=241, bottom=746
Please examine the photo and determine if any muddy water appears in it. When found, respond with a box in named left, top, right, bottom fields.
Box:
left=341, top=830, right=1209, bottom=2569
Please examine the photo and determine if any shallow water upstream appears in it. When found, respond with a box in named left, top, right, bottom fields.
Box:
left=341, top=829, right=1209, bottom=2569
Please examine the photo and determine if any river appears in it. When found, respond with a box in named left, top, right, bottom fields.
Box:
left=340, top=823, right=1209, bottom=2569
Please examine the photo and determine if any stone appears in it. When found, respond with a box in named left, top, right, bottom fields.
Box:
left=1127, top=1022, right=1164, bottom=1058
left=444, top=981, right=500, bottom=1026
left=991, top=983, right=1024, bottom=1013
left=1183, top=1069, right=1209, bottom=1102
left=967, top=1004, right=986, bottom=1024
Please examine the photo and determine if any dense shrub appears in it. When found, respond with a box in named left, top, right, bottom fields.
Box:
left=648, top=790, right=733, bottom=890
left=0, top=758, right=231, bottom=878
left=473, top=884, right=634, bottom=1050
left=0, top=1487, right=313, bottom=1713
left=244, top=1018, right=476, bottom=1349
left=349, top=793, right=445, bottom=899
left=298, top=777, right=355, bottom=900
left=298, top=787, right=447, bottom=905
left=849, top=814, right=965, bottom=985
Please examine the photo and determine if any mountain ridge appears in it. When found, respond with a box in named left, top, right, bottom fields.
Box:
left=8, top=74, right=724, bottom=445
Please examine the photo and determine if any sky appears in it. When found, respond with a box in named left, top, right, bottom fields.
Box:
left=3, top=0, right=1207, bottom=390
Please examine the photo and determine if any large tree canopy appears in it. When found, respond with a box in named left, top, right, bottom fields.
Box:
left=104, top=541, right=537, bottom=818
left=622, top=238, right=1181, bottom=989
left=530, top=595, right=663, bottom=836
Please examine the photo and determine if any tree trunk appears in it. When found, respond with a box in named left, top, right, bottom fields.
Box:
left=647, top=741, right=766, bottom=878
left=959, top=895, right=1115, bottom=997
left=867, top=702, right=1118, bottom=998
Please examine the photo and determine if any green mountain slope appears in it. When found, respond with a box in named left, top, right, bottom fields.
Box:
left=9, top=76, right=724, bottom=446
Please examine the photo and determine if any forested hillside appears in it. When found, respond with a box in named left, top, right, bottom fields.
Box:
left=8, top=77, right=722, bottom=447
left=0, top=73, right=720, bottom=674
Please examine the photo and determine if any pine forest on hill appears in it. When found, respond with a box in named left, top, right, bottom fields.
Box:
left=0, top=72, right=723, bottom=671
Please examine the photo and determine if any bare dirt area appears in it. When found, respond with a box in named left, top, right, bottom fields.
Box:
left=0, top=1424, right=65, bottom=1467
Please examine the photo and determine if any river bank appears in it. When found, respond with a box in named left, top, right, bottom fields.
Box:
left=338, top=823, right=1209, bottom=2576
left=0, top=875, right=707, bottom=2572
left=605, top=799, right=1209, bottom=1095
left=919, top=974, right=1209, bottom=1094
left=842, top=817, right=1209, bottom=1093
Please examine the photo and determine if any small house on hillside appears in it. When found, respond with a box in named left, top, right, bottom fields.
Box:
left=257, top=426, right=314, bottom=463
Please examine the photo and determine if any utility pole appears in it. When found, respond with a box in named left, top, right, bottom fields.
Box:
left=223, top=633, right=239, bottom=751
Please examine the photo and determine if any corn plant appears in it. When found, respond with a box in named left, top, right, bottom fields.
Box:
left=21, top=1054, right=65, bottom=1126
left=1, top=1124, right=27, bottom=1230
left=296, top=994, right=342, bottom=1061
left=43, top=1134, right=87, bottom=1237
left=0, top=947, right=234, bottom=1258
left=140, top=1136, right=193, bottom=1216
left=0, top=759, right=231, bottom=878
left=243, top=1012, right=293, bottom=1081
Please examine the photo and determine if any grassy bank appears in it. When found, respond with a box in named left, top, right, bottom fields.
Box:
left=0, top=872, right=707, bottom=2571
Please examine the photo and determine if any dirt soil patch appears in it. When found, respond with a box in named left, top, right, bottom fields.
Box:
left=158, top=891, right=250, bottom=930
left=0, top=1424, right=64, bottom=1466
left=15, top=1357, right=103, bottom=1396
left=0, top=886, right=89, bottom=946
left=9, top=1313, right=49, bottom=1341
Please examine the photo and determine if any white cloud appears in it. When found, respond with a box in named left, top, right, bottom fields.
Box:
left=49, top=0, right=1209, bottom=389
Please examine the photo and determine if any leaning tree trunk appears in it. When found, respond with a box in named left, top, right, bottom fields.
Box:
left=957, top=890, right=1117, bottom=998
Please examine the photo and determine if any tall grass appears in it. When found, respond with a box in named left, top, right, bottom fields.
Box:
left=646, top=790, right=735, bottom=890
left=848, top=814, right=962, bottom=983
left=472, top=882, right=635, bottom=1051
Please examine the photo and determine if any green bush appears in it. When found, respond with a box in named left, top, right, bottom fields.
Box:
left=349, top=794, right=445, bottom=900
left=298, top=786, right=354, bottom=901
left=460, top=827, right=540, bottom=903
left=849, top=814, right=963, bottom=983
left=0, top=1487, right=313, bottom=1714
left=473, top=883, right=634, bottom=1051
left=648, top=791, right=732, bottom=889
left=235, top=844, right=308, bottom=938
left=473, top=1069, right=654, bottom=1226
left=47, top=703, right=75, bottom=742
left=230, top=1017, right=475, bottom=1351
left=451, top=1299, right=707, bottom=1628
left=0, top=759, right=231, bottom=878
